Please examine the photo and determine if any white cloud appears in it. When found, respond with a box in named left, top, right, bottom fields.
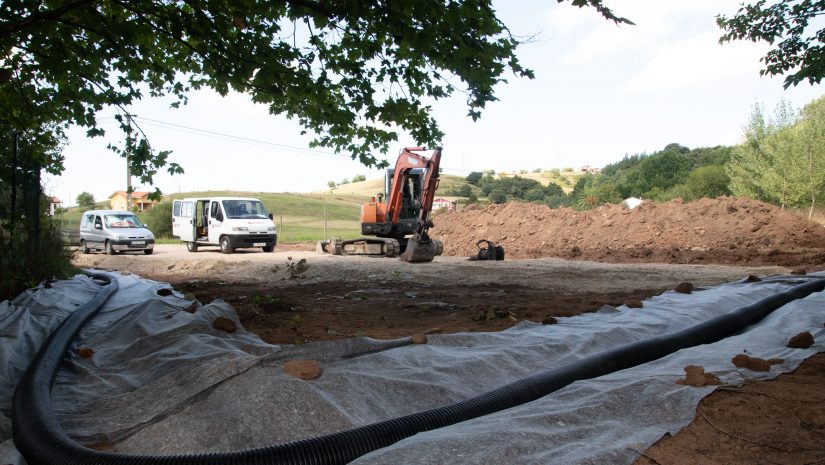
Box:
left=624, top=32, right=767, bottom=92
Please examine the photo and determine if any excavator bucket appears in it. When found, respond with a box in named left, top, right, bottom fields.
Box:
left=399, top=236, right=443, bottom=263
left=316, top=238, right=342, bottom=255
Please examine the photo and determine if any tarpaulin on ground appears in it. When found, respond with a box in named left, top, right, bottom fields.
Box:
left=0, top=271, right=823, bottom=464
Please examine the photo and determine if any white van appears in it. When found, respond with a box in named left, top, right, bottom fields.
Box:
left=79, top=210, right=155, bottom=255
left=172, top=197, right=277, bottom=253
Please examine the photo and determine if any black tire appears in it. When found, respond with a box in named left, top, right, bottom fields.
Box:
left=220, top=236, right=233, bottom=254
left=262, top=244, right=275, bottom=252
left=186, top=241, right=198, bottom=252
left=80, top=240, right=90, bottom=254
left=143, top=249, right=153, bottom=255
left=105, top=241, right=116, bottom=255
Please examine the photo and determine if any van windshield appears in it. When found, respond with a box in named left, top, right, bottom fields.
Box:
left=221, top=200, right=269, bottom=219
left=104, top=214, right=144, bottom=228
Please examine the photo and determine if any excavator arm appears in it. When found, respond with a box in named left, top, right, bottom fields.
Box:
left=389, top=147, right=444, bottom=262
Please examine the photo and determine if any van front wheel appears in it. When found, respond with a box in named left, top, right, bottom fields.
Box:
left=186, top=241, right=198, bottom=252
left=262, top=245, right=275, bottom=252
left=220, top=236, right=233, bottom=254
left=80, top=240, right=89, bottom=254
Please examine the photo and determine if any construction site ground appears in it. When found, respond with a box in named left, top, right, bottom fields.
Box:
left=72, top=197, right=825, bottom=465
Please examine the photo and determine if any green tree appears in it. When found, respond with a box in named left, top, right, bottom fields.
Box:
left=465, top=171, right=483, bottom=186
left=140, top=201, right=173, bottom=238
left=327, top=181, right=337, bottom=189
left=681, top=165, right=731, bottom=201
left=794, top=95, right=825, bottom=218
left=76, top=192, right=96, bottom=211
left=726, top=100, right=799, bottom=208
left=352, top=174, right=367, bottom=183
left=718, top=1, right=825, bottom=88
left=1, top=1, right=627, bottom=187
left=488, top=188, right=507, bottom=204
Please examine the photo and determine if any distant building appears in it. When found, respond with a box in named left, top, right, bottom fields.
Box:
left=433, top=198, right=457, bottom=212
left=109, top=191, right=156, bottom=211
left=579, top=165, right=601, bottom=174
left=46, top=196, right=62, bottom=216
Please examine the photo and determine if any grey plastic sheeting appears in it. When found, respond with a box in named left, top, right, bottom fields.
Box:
left=0, top=271, right=823, bottom=464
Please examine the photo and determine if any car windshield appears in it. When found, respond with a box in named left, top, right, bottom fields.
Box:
left=222, top=200, right=269, bottom=219
left=104, top=214, right=144, bottom=228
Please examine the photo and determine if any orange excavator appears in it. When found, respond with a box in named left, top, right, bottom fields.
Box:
left=317, top=146, right=444, bottom=263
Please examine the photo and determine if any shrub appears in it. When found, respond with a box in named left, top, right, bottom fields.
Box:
left=140, top=201, right=173, bottom=238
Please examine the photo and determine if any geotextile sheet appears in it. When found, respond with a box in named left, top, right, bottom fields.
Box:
left=0, top=271, right=823, bottom=464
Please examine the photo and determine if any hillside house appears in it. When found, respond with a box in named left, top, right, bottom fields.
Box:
left=433, top=198, right=457, bottom=212
left=109, top=191, right=156, bottom=211
left=46, top=196, right=62, bottom=216
left=579, top=165, right=601, bottom=174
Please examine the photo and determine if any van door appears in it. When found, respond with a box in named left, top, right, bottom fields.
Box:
left=172, top=200, right=183, bottom=237
left=177, top=200, right=195, bottom=242
left=92, top=215, right=105, bottom=248
left=208, top=201, right=224, bottom=244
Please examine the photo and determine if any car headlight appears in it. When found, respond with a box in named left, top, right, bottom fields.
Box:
left=268, top=226, right=276, bottom=231
left=232, top=227, right=248, bottom=232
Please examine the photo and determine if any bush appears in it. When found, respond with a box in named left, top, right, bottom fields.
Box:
left=1, top=217, right=76, bottom=301
left=140, top=201, right=173, bottom=238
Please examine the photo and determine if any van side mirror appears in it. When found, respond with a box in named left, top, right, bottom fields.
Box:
left=268, top=213, right=273, bottom=220
left=94, top=223, right=102, bottom=230
left=216, top=211, right=223, bottom=222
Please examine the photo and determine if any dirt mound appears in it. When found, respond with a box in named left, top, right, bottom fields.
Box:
left=432, top=197, right=825, bottom=267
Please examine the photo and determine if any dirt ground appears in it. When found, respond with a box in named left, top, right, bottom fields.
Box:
left=71, top=197, right=825, bottom=464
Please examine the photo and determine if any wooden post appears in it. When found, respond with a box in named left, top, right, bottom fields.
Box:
left=323, top=205, right=327, bottom=239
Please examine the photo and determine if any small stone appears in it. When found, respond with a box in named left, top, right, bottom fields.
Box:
left=541, top=316, right=558, bottom=325
left=183, top=301, right=199, bottom=313
left=625, top=300, right=643, bottom=308
left=157, top=288, right=174, bottom=296
left=283, top=360, right=322, bottom=380
left=744, top=275, right=761, bottom=283
left=676, top=364, right=721, bottom=387
left=732, top=353, right=771, bottom=372
left=212, top=317, right=236, bottom=333
left=787, top=332, right=814, bottom=349
left=75, top=348, right=94, bottom=358
left=410, top=333, right=428, bottom=344
left=675, top=282, right=694, bottom=294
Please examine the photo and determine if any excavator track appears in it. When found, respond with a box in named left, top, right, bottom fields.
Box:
left=318, top=237, right=400, bottom=257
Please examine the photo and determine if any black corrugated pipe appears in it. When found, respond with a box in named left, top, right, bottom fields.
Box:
left=13, top=275, right=825, bottom=465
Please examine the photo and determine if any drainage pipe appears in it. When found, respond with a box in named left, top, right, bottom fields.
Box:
left=12, top=276, right=825, bottom=465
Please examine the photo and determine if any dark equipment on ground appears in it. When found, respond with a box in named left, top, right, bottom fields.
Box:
left=317, top=146, right=445, bottom=263
left=475, top=240, right=505, bottom=261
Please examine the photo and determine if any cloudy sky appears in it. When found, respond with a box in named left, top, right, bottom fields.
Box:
left=45, top=0, right=824, bottom=205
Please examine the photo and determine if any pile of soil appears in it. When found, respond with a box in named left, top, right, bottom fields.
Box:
left=432, top=197, right=825, bottom=267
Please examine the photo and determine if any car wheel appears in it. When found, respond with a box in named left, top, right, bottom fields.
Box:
left=186, top=241, right=199, bottom=252
left=105, top=241, right=116, bottom=255
left=80, top=240, right=90, bottom=254
left=220, top=236, right=233, bottom=254
left=143, top=249, right=154, bottom=255
left=262, top=244, right=275, bottom=252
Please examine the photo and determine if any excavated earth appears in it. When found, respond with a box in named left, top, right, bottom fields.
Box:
left=71, top=196, right=825, bottom=464
left=432, top=196, right=825, bottom=267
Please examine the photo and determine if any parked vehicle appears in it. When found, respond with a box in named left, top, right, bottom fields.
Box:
left=172, top=197, right=277, bottom=254
left=79, top=210, right=155, bottom=255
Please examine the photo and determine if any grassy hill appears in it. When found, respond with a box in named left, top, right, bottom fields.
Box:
left=317, top=173, right=468, bottom=200
left=497, top=169, right=585, bottom=193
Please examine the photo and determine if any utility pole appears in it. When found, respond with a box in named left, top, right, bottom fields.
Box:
left=125, top=113, right=134, bottom=211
